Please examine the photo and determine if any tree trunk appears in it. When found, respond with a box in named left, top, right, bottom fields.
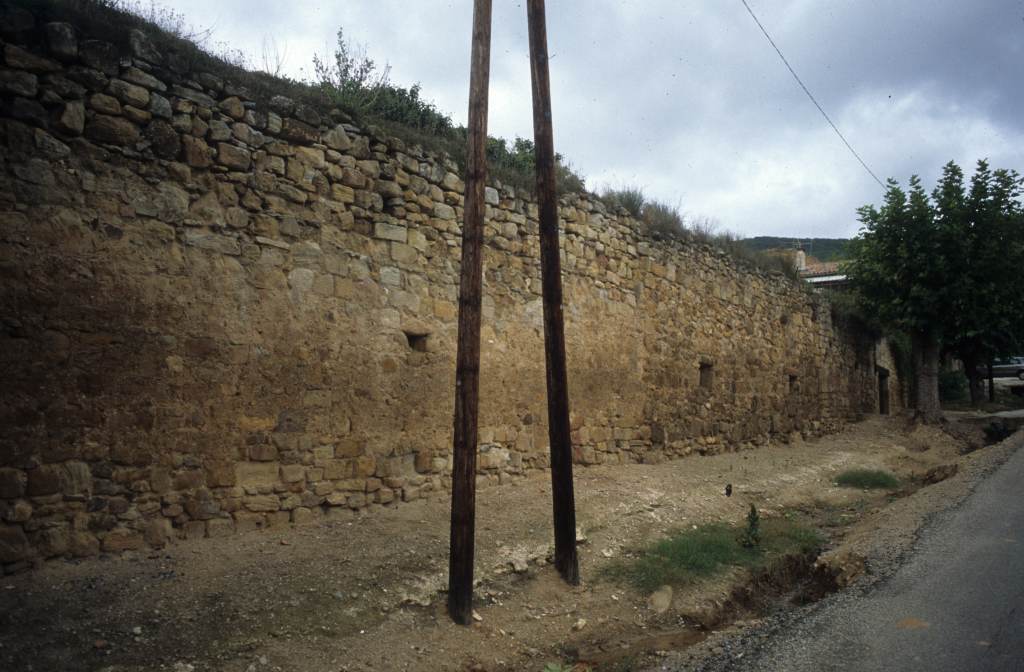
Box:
left=988, top=361, right=995, bottom=403
left=963, top=353, right=984, bottom=405
left=911, top=332, right=943, bottom=423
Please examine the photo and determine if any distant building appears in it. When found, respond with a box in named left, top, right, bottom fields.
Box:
left=799, top=259, right=847, bottom=289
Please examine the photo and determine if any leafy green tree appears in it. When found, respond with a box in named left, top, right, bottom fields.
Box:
left=847, top=160, right=1024, bottom=418
left=938, top=161, right=1024, bottom=401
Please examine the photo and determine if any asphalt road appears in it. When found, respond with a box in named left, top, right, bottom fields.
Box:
left=704, top=443, right=1024, bottom=671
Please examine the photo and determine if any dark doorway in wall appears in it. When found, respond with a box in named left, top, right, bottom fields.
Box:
left=788, top=374, right=798, bottom=393
left=699, top=362, right=714, bottom=390
left=878, top=366, right=890, bottom=415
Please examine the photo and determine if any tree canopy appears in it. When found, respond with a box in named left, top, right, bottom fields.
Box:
left=846, top=159, right=1024, bottom=415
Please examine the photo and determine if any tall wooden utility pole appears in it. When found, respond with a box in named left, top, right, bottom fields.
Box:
left=447, top=0, right=492, bottom=626
left=527, top=0, right=580, bottom=585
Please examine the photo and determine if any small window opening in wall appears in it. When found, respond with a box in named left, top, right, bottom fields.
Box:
left=788, top=374, right=799, bottom=392
left=404, top=331, right=429, bottom=352
left=699, top=362, right=714, bottom=390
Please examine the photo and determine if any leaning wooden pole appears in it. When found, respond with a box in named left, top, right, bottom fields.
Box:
left=447, top=0, right=492, bottom=626
left=527, top=0, right=580, bottom=585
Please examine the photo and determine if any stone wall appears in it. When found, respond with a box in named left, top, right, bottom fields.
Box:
left=0, top=7, right=901, bottom=572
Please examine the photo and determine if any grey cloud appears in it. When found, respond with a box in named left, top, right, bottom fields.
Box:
left=170, top=0, right=1024, bottom=238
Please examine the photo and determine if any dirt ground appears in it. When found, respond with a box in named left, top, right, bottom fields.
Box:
left=0, top=416, right=1010, bottom=672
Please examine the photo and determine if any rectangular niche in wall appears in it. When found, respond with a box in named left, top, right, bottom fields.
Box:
left=788, top=374, right=799, bottom=393
left=404, top=330, right=430, bottom=352
left=699, top=361, right=714, bottom=390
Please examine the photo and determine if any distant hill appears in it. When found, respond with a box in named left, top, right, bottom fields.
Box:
left=741, top=237, right=851, bottom=261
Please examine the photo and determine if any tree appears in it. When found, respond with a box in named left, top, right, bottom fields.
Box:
left=939, top=161, right=1024, bottom=402
left=846, top=160, right=1024, bottom=418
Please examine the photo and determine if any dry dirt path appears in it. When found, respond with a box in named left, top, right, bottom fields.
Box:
left=0, top=417, right=982, bottom=672
left=685, top=439, right=1024, bottom=671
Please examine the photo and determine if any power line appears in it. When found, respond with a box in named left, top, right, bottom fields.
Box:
left=739, top=0, right=887, bottom=190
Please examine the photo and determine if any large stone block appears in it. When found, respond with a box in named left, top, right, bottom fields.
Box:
left=235, top=462, right=280, bottom=489
left=4, top=44, right=60, bottom=73
left=79, top=39, right=119, bottom=75
left=45, top=22, right=78, bottom=61
left=27, top=465, right=61, bottom=497
left=0, top=526, right=30, bottom=562
left=217, top=142, right=251, bottom=170
left=109, top=78, right=150, bottom=108
left=279, top=118, right=318, bottom=144
left=60, top=462, right=92, bottom=499
left=85, top=114, right=140, bottom=146
left=0, top=469, right=26, bottom=499
left=322, top=125, right=351, bottom=151
left=101, top=528, right=145, bottom=553
left=181, top=134, right=212, bottom=167
left=0, top=68, right=37, bottom=97
left=373, top=220, right=407, bottom=243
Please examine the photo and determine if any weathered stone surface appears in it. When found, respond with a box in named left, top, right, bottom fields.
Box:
left=171, top=84, right=215, bottom=108
left=181, top=134, right=212, bottom=167
left=5, top=44, right=60, bottom=73
left=146, top=119, right=180, bottom=159
left=373, top=221, right=407, bottom=242
left=54, top=100, right=85, bottom=135
left=0, top=7, right=899, bottom=569
left=235, top=462, right=279, bottom=489
left=279, top=118, right=318, bottom=144
left=3, top=500, right=32, bottom=523
left=27, top=465, right=61, bottom=496
left=79, top=39, right=119, bottom=75
left=122, top=66, right=166, bottom=91
left=0, top=68, right=37, bottom=97
left=144, top=518, right=172, bottom=547
left=218, top=96, right=244, bottom=120
left=243, top=495, right=279, bottom=512
left=42, top=73, right=85, bottom=99
left=149, top=92, right=172, bottom=119
left=323, top=125, right=352, bottom=151
left=184, top=489, right=220, bottom=520
left=36, top=126, right=71, bottom=156
left=45, top=22, right=78, bottom=60
left=101, top=529, right=145, bottom=553
left=231, top=122, right=264, bottom=148
left=109, top=78, right=150, bottom=108
left=0, top=525, right=30, bottom=563
left=129, top=28, right=162, bottom=63
left=0, top=469, right=26, bottom=499
left=85, top=114, right=140, bottom=145
left=433, top=203, right=456, bottom=220
left=88, top=92, right=121, bottom=115
left=7, top=97, right=46, bottom=126
left=217, top=142, right=251, bottom=170
left=61, top=462, right=92, bottom=498
left=183, top=231, right=240, bottom=255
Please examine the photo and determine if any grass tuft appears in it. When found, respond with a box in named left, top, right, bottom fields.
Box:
left=603, top=519, right=822, bottom=593
left=599, top=186, right=646, bottom=218
left=835, top=469, right=900, bottom=490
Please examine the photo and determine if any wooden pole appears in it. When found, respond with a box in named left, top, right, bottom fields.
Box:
left=447, top=0, right=492, bottom=626
left=527, top=0, right=580, bottom=585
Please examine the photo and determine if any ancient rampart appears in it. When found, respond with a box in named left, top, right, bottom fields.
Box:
left=0, top=7, right=901, bottom=571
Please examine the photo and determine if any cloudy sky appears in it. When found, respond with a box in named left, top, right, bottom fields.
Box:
left=167, top=0, right=1023, bottom=239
